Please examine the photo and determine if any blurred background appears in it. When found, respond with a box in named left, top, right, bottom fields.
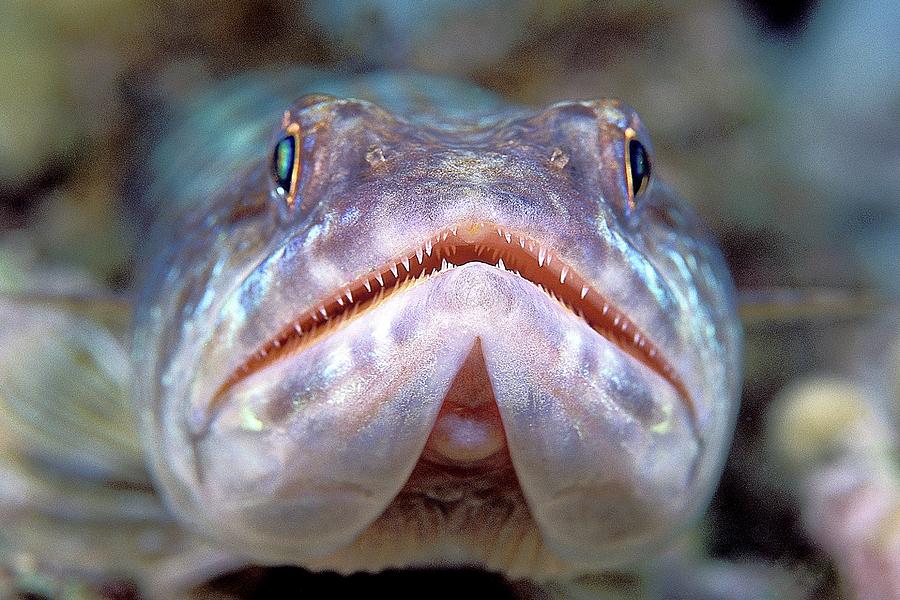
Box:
left=0, top=1, right=897, bottom=598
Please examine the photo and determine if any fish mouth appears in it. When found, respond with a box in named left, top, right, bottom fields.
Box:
left=211, top=221, right=692, bottom=419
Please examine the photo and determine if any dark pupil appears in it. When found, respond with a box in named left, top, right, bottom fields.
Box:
left=273, top=135, right=296, bottom=192
left=628, top=139, right=650, bottom=195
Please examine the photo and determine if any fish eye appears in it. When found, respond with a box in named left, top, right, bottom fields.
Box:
left=272, top=130, right=300, bottom=207
left=624, top=131, right=651, bottom=206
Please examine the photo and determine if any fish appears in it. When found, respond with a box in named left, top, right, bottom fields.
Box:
left=0, top=70, right=743, bottom=597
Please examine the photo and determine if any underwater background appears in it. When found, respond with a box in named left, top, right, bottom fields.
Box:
left=0, top=1, right=897, bottom=598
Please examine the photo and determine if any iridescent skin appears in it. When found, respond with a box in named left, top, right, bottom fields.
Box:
left=132, top=71, right=742, bottom=580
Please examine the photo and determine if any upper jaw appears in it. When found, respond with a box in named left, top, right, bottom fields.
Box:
left=193, top=218, right=696, bottom=434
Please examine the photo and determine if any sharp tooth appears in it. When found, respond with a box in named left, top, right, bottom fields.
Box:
left=345, top=289, right=353, bottom=303
left=336, top=296, right=345, bottom=307
left=260, top=349, right=268, bottom=357
left=272, top=339, right=281, bottom=348
left=416, top=248, right=424, bottom=264
left=425, top=239, right=433, bottom=255
left=519, top=236, right=525, bottom=248
left=376, top=273, right=384, bottom=287
left=621, top=322, right=629, bottom=332
left=319, top=306, right=328, bottom=319
left=613, top=315, right=621, bottom=326
left=538, top=247, right=546, bottom=267
left=451, top=225, right=458, bottom=236
left=560, top=266, right=569, bottom=284
left=402, top=257, right=410, bottom=271
left=602, top=303, right=609, bottom=315
left=545, top=253, right=552, bottom=266
left=634, top=333, right=641, bottom=344
left=364, top=280, right=372, bottom=293
left=497, top=227, right=503, bottom=237
left=497, top=258, right=506, bottom=270
left=441, top=258, right=448, bottom=270
left=294, top=323, right=303, bottom=335
left=581, top=286, right=589, bottom=299
left=504, top=232, right=511, bottom=243
left=441, top=231, right=449, bottom=241
left=390, top=264, right=399, bottom=277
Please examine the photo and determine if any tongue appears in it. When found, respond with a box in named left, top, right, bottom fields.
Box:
left=421, top=339, right=507, bottom=467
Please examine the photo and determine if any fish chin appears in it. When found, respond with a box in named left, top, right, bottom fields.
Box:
left=194, top=262, right=700, bottom=568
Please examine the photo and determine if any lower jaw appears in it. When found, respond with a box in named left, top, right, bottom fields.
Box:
left=194, top=266, right=695, bottom=573
left=298, top=340, right=566, bottom=577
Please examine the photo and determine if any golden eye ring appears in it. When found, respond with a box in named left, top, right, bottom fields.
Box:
left=273, top=122, right=302, bottom=209
left=624, top=127, right=651, bottom=210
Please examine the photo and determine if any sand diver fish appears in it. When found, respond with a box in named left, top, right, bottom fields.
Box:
left=0, top=71, right=742, bottom=596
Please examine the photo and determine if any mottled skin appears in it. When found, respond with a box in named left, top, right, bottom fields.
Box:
left=132, top=71, right=742, bottom=583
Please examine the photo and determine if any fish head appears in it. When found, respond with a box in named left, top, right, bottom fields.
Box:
left=137, top=92, right=743, bottom=575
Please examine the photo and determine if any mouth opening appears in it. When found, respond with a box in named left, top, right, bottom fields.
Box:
left=211, top=221, right=692, bottom=418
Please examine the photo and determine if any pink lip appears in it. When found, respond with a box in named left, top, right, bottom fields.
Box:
left=211, top=221, right=693, bottom=421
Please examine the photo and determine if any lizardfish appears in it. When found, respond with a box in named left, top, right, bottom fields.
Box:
left=0, top=70, right=742, bottom=595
